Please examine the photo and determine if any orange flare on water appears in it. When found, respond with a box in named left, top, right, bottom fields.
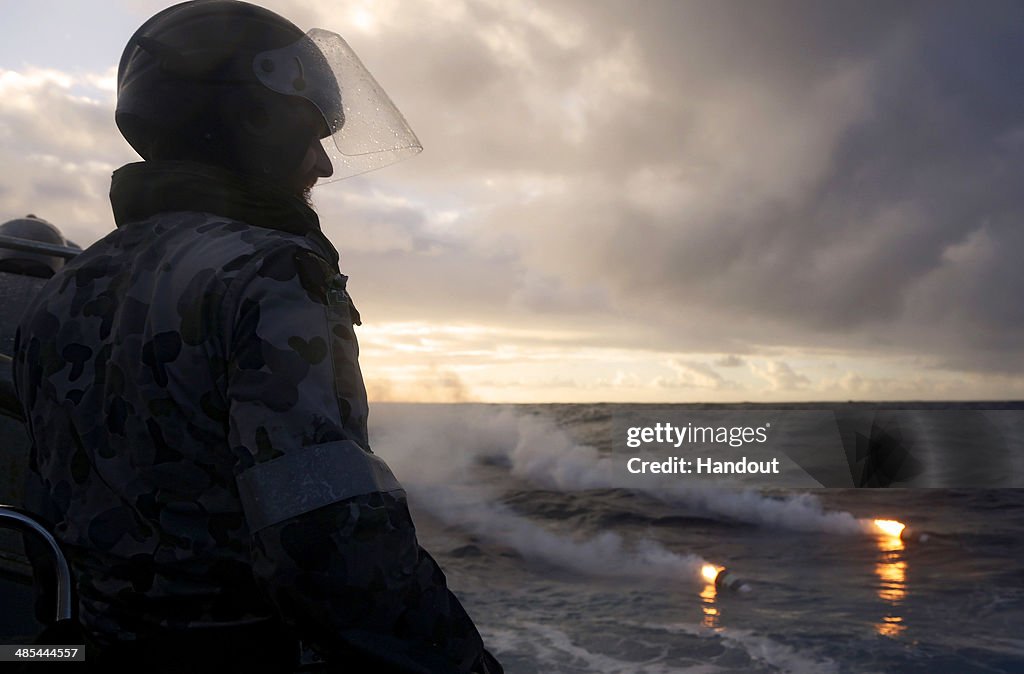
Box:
left=702, top=564, right=722, bottom=583
left=873, top=519, right=906, bottom=537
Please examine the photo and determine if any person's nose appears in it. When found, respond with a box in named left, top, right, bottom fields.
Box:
left=314, top=140, right=334, bottom=179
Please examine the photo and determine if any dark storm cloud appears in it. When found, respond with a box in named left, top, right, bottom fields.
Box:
left=5, top=0, right=1024, bottom=389
left=355, top=0, right=1024, bottom=373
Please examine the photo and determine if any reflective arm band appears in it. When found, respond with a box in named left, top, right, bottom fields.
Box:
left=236, top=440, right=404, bottom=533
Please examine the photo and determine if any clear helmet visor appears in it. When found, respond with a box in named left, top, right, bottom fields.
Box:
left=254, top=29, right=421, bottom=182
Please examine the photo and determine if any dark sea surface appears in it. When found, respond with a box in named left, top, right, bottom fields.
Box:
left=370, top=403, right=1024, bottom=674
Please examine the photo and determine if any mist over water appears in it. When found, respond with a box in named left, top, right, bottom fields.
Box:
left=373, top=405, right=709, bottom=581
left=373, top=403, right=864, bottom=535
left=369, top=403, right=1024, bottom=673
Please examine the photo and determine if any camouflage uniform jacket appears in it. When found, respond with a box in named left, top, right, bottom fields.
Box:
left=14, top=161, right=494, bottom=673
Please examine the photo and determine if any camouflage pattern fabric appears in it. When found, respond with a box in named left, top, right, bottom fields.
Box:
left=13, top=161, right=497, bottom=673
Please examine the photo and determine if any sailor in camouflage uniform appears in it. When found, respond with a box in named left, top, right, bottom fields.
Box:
left=13, top=2, right=501, bottom=672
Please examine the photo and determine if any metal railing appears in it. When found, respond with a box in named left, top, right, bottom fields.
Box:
left=0, top=506, right=73, bottom=622
left=0, top=234, right=81, bottom=260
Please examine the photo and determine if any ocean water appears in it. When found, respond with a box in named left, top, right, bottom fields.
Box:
left=370, top=403, right=1024, bottom=674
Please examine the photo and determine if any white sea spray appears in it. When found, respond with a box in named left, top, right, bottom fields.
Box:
left=371, top=403, right=863, bottom=535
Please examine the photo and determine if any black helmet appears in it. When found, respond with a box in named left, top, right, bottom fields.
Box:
left=116, top=0, right=335, bottom=183
left=117, top=0, right=422, bottom=183
left=0, top=215, right=72, bottom=278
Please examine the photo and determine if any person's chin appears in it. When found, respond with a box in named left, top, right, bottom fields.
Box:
left=286, top=175, right=317, bottom=206
left=300, top=185, right=315, bottom=207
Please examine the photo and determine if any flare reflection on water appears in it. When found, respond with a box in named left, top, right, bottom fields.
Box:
left=699, top=564, right=723, bottom=628
left=700, top=581, right=720, bottom=629
left=874, top=522, right=908, bottom=637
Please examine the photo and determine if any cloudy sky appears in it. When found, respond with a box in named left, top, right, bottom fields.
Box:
left=2, top=0, right=1023, bottom=403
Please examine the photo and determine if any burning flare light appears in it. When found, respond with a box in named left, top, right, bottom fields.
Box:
left=702, top=564, right=722, bottom=583
left=699, top=562, right=750, bottom=594
left=873, top=519, right=906, bottom=538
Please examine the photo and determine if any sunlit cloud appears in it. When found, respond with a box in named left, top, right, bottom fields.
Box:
left=751, top=361, right=811, bottom=392
left=3, top=1, right=1024, bottom=401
